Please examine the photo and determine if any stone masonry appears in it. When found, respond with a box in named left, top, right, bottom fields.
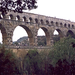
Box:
left=0, top=11, right=75, bottom=47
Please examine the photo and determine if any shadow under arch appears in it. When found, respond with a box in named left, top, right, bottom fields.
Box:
left=0, top=23, right=7, bottom=45
left=37, top=27, right=50, bottom=46
left=66, top=30, right=75, bottom=38
left=13, top=25, right=34, bottom=46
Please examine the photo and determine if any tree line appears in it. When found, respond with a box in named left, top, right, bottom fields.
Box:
left=0, top=37, right=75, bottom=75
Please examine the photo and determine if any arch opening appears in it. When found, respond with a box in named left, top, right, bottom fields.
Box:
left=60, top=23, right=63, bottom=27
left=67, top=30, right=75, bottom=38
left=64, top=23, right=67, bottom=27
left=35, top=18, right=38, bottom=23
left=0, top=24, right=7, bottom=45
left=12, top=25, right=33, bottom=46
left=16, top=15, right=20, bottom=21
left=46, top=20, right=49, bottom=25
left=68, top=24, right=70, bottom=28
left=0, top=14, right=3, bottom=19
left=40, top=19, right=44, bottom=25
left=72, top=25, right=74, bottom=28
left=9, top=14, right=13, bottom=20
left=56, top=22, right=59, bottom=26
left=23, top=17, right=26, bottom=22
left=37, top=27, right=50, bottom=46
left=0, top=30, right=2, bottom=44
left=53, top=29, right=63, bottom=43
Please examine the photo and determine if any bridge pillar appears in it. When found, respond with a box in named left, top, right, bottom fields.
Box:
left=4, top=33, right=13, bottom=46
left=34, top=35, right=38, bottom=46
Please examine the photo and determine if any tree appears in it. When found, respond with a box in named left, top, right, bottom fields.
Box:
left=14, top=42, right=18, bottom=46
left=23, top=49, right=40, bottom=75
left=48, top=37, right=75, bottom=66
left=0, top=0, right=37, bottom=14
left=0, top=47, right=21, bottom=75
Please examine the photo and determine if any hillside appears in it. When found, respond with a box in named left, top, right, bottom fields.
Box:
left=14, top=36, right=46, bottom=46
left=13, top=35, right=60, bottom=46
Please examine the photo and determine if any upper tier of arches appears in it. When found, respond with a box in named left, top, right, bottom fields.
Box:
left=0, top=11, right=75, bottom=29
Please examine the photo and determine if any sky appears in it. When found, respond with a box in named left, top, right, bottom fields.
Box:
left=0, top=0, right=75, bottom=43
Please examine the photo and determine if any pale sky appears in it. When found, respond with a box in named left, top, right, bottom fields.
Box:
left=0, top=0, right=75, bottom=43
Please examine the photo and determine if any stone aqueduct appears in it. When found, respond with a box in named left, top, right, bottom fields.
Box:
left=0, top=11, right=75, bottom=47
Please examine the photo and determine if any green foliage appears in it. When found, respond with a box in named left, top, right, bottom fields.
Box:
left=14, top=42, right=19, bottom=46
left=38, top=36, right=46, bottom=46
left=48, top=37, right=75, bottom=66
left=23, top=49, right=40, bottom=75
left=0, top=47, right=21, bottom=75
left=0, top=0, right=37, bottom=14
left=53, top=35, right=60, bottom=44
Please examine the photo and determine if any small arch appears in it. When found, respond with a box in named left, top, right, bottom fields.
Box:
left=64, top=23, right=67, bottom=27
left=68, top=24, right=70, bottom=28
left=9, top=14, right=14, bottom=20
left=35, top=18, right=38, bottom=23
left=1, top=13, right=7, bottom=19
left=51, top=21, right=54, bottom=25
left=23, top=16, right=26, bottom=22
left=16, top=15, right=20, bottom=21
left=0, top=14, right=3, bottom=19
left=72, top=25, right=74, bottom=28
left=46, top=20, right=49, bottom=25
left=56, top=22, right=59, bottom=26
left=29, top=17, right=33, bottom=23
left=60, top=22, right=63, bottom=27
left=40, top=19, right=44, bottom=25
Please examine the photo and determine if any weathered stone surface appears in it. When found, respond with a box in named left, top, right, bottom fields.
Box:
left=0, top=11, right=75, bottom=46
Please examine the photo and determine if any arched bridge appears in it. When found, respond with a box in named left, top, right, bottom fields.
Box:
left=0, top=11, right=75, bottom=48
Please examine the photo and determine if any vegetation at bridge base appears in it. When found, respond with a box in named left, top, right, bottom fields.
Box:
left=0, top=47, right=22, bottom=75
left=23, top=49, right=41, bottom=75
left=0, top=37, right=75, bottom=75
left=22, top=37, right=75, bottom=75
left=48, top=37, right=75, bottom=65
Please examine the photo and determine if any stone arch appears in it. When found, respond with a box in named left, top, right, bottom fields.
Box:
left=35, top=18, right=38, bottom=24
left=40, top=19, right=44, bottom=25
left=29, top=17, right=33, bottom=23
left=54, top=29, right=64, bottom=38
left=56, top=22, right=59, bottom=26
left=13, top=25, right=34, bottom=46
left=9, top=14, right=14, bottom=20
left=66, top=30, right=75, bottom=38
left=68, top=24, right=70, bottom=28
left=51, top=21, right=54, bottom=25
left=46, top=20, right=49, bottom=25
left=0, top=23, right=7, bottom=45
left=16, top=15, right=20, bottom=21
left=23, top=16, right=26, bottom=22
left=37, top=27, right=50, bottom=46
left=0, top=14, right=4, bottom=19
left=72, top=25, right=74, bottom=28
left=60, top=22, right=63, bottom=27
left=64, top=23, right=67, bottom=27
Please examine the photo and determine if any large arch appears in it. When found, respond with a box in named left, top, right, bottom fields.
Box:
left=0, top=24, right=7, bottom=45
left=37, top=27, right=50, bottom=46
left=12, top=25, right=34, bottom=46
left=54, top=29, right=64, bottom=38
left=66, top=30, right=75, bottom=38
